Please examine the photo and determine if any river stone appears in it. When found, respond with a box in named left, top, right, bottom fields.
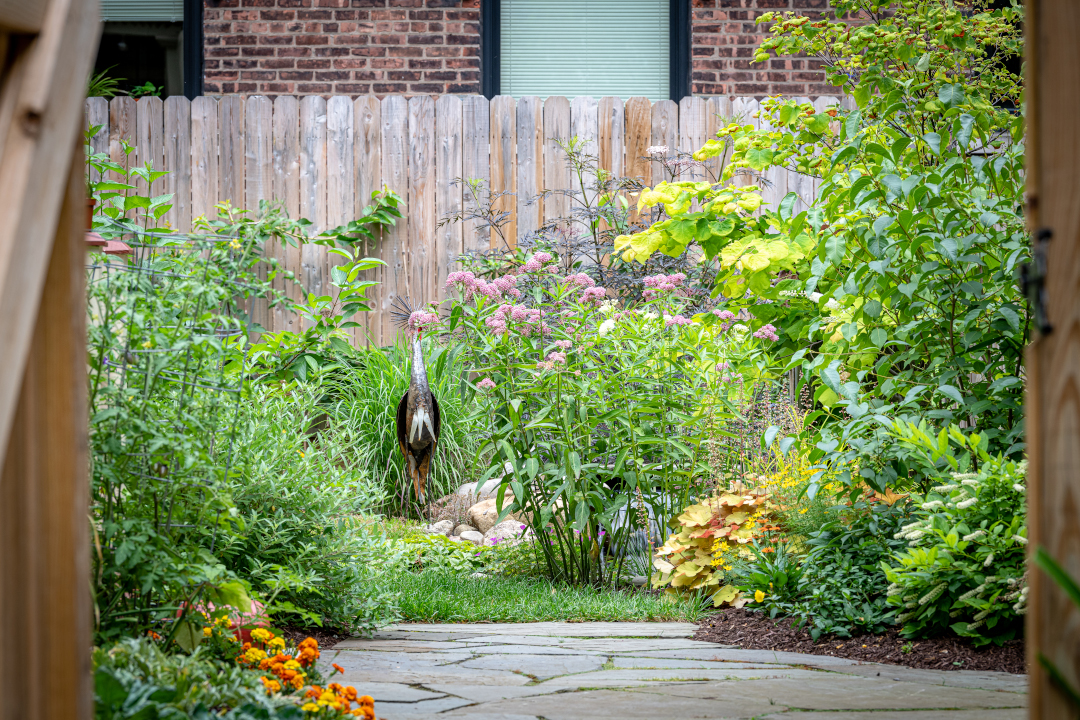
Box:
left=459, top=530, right=485, bottom=545
left=467, top=497, right=516, bottom=533
left=454, top=523, right=478, bottom=536
left=424, top=520, right=453, bottom=536
left=485, top=519, right=528, bottom=544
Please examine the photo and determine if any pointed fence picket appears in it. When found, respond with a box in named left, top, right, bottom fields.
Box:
left=84, top=94, right=843, bottom=342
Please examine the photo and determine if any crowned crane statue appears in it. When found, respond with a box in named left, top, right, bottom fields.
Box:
left=390, top=297, right=442, bottom=514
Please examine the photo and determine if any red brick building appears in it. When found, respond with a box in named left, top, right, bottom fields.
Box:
left=93, top=0, right=836, bottom=100
left=199, top=0, right=837, bottom=99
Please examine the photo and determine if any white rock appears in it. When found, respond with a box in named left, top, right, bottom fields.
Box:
left=459, top=530, right=485, bottom=545
left=484, top=519, right=529, bottom=545
left=455, top=482, right=478, bottom=497
left=467, top=497, right=517, bottom=533
left=424, top=520, right=453, bottom=536
left=453, top=523, right=478, bottom=536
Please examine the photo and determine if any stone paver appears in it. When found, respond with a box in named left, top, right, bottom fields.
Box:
left=323, top=622, right=1027, bottom=720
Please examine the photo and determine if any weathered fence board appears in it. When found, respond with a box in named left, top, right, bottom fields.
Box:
left=515, top=95, right=543, bottom=238
left=190, top=97, right=218, bottom=223
left=489, top=95, right=516, bottom=249
left=86, top=93, right=844, bottom=343
left=435, top=94, right=463, bottom=305
left=408, top=95, right=436, bottom=308
left=380, top=95, right=409, bottom=345
left=461, top=94, right=490, bottom=256
left=543, top=95, right=571, bottom=231
left=86, top=97, right=109, bottom=181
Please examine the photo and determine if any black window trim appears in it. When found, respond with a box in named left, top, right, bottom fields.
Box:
left=183, top=0, right=203, bottom=99
left=482, top=0, right=691, bottom=102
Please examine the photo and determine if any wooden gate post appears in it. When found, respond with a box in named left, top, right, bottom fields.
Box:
left=0, top=1, right=100, bottom=720
left=1025, top=1, right=1080, bottom=717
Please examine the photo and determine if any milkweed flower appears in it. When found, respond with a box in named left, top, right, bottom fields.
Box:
left=753, top=323, right=779, bottom=342
left=581, top=286, right=607, bottom=304
left=563, top=272, right=595, bottom=288
left=712, top=309, right=736, bottom=320
left=547, top=351, right=567, bottom=365
left=477, top=377, right=496, bottom=390
left=555, top=340, right=572, bottom=349
left=663, top=314, right=693, bottom=327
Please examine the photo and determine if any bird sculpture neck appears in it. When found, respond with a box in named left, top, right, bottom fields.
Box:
left=410, top=333, right=430, bottom=392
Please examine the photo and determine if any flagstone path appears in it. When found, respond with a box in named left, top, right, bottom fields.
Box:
left=323, top=622, right=1027, bottom=720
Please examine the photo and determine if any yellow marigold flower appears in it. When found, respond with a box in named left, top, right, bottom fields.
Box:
left=251, top=628, right=273, bottom=643
left=203, top=627, right=213, bottom=637
left=301, top=703, right=319, bottom=712
left=284, top=659, right=301, bottom=670
left=268, top=636, right=286, bottom=649
left=291, top=675, right=305, bottom=690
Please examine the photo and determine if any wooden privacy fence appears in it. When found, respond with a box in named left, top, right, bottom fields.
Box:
left=84, top=94, right=848, bottom=345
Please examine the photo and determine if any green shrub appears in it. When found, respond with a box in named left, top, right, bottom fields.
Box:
left=882, top=422, right=1027, bottom=646
left=217, top=382, right=401, bottom=635
left=93, top=638, right=299, bottom=719
left=738, top=500, right=909, bottom=639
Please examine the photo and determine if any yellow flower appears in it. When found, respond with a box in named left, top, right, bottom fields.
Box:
left=302, top=703, right=319, bottom=712
left=229, top=238, right=242, bottom=250
left=251, top=628, right=273, bottom=643
left=754, top=590, right=766, bottom=603
left=203, top=627, right=212, bottom=637
left=269, top=636, right=286, bottom=649
left=141, top=340, right=152, bottom=349
left=298, top=450, right=305, bottom=458
left=284, top=659, right=301, bottom=670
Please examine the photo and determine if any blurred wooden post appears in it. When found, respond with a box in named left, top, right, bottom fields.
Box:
left=1026, top=0, right=1080, bottom=717
left=0, top=1, right=100, bottom=720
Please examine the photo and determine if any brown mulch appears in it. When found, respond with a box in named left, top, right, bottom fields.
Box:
left=280, top=625, right=351, bottom=651
left=695, top=608, right=1026, bottom=675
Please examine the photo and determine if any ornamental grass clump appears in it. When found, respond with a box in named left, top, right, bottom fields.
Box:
left=438, top=251, right=779, bottom=585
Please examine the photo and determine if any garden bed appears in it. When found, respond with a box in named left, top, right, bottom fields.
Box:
left=695, top=609, right=1025, bottom=675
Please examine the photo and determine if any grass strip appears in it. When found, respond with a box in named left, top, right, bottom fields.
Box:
left=387, top=571, right=706, bottom=623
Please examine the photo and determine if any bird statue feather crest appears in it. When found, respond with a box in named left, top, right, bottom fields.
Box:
left=391, top=296, right=442, bottom=510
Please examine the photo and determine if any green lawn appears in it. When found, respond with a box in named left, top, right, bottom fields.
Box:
left=387, top=571, right=707, bottom=623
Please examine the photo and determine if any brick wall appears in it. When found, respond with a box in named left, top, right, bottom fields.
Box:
left=202, top=0, right=481, bottom=96
left=203, top=0, right=840, bottom=99
left=692, top=0, right=842, bottom=97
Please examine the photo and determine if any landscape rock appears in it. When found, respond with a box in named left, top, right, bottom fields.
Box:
left=459, top=530, right=485, bottom=545
left=467, top=497, right=517, bottom=533
left=424, top=520, right=454, bottom=536
left=484, top=519, right=530, bottom=545
left=453, top=523, right=478, bottom=536
left=456, top=474, right=513, bottom=499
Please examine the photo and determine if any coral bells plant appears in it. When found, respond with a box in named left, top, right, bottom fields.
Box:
left=438, top=251, right=779, bottom=584
left=652, top=484, right=776, bottom=607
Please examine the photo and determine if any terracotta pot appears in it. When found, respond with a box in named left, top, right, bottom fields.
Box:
left=86, top=198, right=96, bottom=231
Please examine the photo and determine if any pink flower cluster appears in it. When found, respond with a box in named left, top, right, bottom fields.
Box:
left=486, top=303, right=545, bottom=336
left=408, top=310, right=440, bottom=333
left=714, top=361, right=743, bottom=385
left=521, top=251, right=554, bottom=273
left=477, top=377, right=497, bottom=390
left=712, top=309, right=736, bottom=320
left=554, top=340, right=572, bottom=350
left=563, top=272, right=595, bottom=288
left=753, top=324, right=779, bottom=342
left=663, top=313, right=693, bottom=328
left=446, top=270, right=521, bottom=300
left=642, top=273, right=687, bottom=300
left=547, top=351, right=567, bottom=365
left=580, top=286, right=607, bottom=304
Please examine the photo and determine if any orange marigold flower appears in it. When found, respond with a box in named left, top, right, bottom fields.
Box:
left=305, top=686, right=322, bottom=699
left=329, top=683, right=343, bottom=693
left=361, top=706, right=375, bottom=720
left=344, top=687, right=358, bottom=701
left=332, top=663, right=345, bottom=674
left=290, top=675, right=305, bottom=690
left=359, top=695, right=374, bottom=707
left=299, top=637, right=318, bottom=650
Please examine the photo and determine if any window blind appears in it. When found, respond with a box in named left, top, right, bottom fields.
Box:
left=101, top=0, right=184, bottom=22
left=500, top=0, right=670, bottom=101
